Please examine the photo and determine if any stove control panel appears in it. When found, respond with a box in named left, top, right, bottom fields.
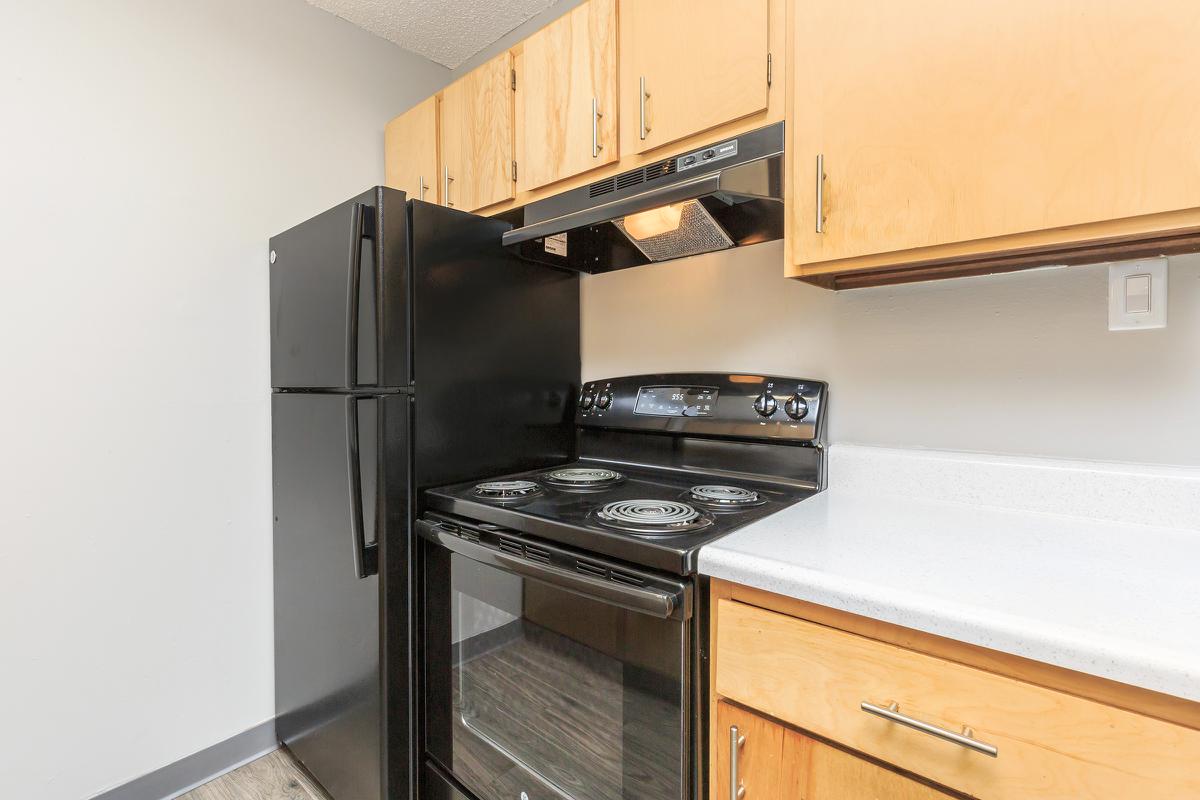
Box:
left=576, top=372, right=827, bottom=443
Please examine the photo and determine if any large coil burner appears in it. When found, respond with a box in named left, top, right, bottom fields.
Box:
left=594, top=499, right=713, bottom=536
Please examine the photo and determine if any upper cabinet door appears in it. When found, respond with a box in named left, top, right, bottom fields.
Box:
left=792, top=0, right=1200, bottom=267
left=515, top=0, right=619, bottom=193
left=620, top=0, right=770, bottom=155
left=384, top=95, right=439, bottom=204
left=440, top=52, right=515, bottom=213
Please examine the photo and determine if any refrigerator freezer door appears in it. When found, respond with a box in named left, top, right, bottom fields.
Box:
left=270, top=187, right=410, bottom=390
left=273, top=391, right=410, bottom=800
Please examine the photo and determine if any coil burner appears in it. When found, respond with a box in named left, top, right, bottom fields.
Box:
left=595, top=500, right=713, bottom=536
left=472, top=480, right=544, bottom=502
left=687, top=484, right=764, bottom=511
left=543, top=467, right=625, bottom=490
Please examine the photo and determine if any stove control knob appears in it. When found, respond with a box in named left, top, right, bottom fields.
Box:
left=752, top=391, right=777, bottom=417
left=579, top=390, right=595, bottom=410
left=784, top=393, right=809, bottom=420
left=596, top=390, right=613, bottom=410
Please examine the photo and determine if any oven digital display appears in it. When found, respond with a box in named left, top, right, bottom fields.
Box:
left=634, top=386, right=718, bottom=417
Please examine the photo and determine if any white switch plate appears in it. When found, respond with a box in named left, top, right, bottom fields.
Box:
left=1109, top=258, right=1168, bottom=331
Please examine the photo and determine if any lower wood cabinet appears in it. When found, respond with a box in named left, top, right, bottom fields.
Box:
left=714, top=701, right=785, bottom=800
left=716, top=701, right=956, bottom=800
left=785, top=731, right=957, bottom=800
left=711, top=584, right=1200, bottom=800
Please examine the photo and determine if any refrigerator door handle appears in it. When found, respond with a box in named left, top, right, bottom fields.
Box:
left=345, top=202, right=374, bottom=389
left=346, top=396, right=379, bottom=579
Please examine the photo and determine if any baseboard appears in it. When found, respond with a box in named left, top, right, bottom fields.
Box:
left=88, top=718, right=278, bottom=800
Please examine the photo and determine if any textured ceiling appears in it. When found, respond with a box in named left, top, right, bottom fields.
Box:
left=306, top=0, right=556, bottom=68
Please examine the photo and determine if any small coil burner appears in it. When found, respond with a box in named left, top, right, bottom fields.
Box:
left=687, top=484, right=765, bottom=511
left=595, top=500, right=713, bottom=536
left=543, top=467, right=625, bottom=490
left=472, top=480, right=543, bottom=502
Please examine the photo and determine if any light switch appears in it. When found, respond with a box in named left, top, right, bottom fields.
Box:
left=1124, top=274, right=1151, bottom=314
left=1109, top=258, right=1168, bottom=331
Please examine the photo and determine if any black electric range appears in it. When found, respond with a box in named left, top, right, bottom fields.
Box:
left=423, top=372, right=827, bottom=575
left=424, top=458, right=815, bottom=574
left=418, top=373, right=827, bottom=800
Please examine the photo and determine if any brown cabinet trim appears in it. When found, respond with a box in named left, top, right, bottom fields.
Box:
left=712, top=578, right=1200, bottom=732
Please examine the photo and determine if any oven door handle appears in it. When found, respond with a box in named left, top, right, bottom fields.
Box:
left=418, top=520, right=686, bottom=620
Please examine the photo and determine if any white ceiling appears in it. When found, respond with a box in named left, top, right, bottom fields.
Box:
left=306, top=0, right=556, bottom=69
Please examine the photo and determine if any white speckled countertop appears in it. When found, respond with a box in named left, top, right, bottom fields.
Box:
left=698, top=445, right=1200, bottom=702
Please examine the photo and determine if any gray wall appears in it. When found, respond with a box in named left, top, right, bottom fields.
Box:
left=0, top=2, right=447, bottom=798
left=582, top=244, right=1200, bottom=466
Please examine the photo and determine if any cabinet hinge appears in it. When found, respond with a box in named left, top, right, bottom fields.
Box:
left=767, top=52, right=773, bottom=87
left=512, top=160, right=518, bottom=182
left=511, top=69, right=517, bottom=91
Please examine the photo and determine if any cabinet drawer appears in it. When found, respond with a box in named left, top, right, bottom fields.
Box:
left=715, top=599, right=1200, bottom=800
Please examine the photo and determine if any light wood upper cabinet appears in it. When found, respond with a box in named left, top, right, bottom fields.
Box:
left=384, top=95, right=439, bottom=204
left=789, top=0, right=1200, bottom=280
left=620, top=0, right=770, bottom=155
left=515, top=0, right=618, bottom=193
left=440, top=52, right=515, bottom=212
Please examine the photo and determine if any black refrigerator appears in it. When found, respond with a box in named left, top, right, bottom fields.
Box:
left=270, top=187, right=579, bottom=800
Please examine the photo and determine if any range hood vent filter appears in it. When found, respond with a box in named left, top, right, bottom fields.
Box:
left=613, top=200, right=733, bottom=262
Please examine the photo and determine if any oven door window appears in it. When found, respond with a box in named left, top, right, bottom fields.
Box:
left=427, top=551, right=688, bottom=800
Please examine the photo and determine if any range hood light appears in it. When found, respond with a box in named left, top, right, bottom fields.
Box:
left=620, top=203, right=684, bottom=241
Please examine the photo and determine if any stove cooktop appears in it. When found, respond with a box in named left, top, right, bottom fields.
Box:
left=423, top=459, right=816, bottom=574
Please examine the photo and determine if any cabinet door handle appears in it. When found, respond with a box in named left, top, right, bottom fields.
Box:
left=639, top=76, right=651, bottom=140
left=418, top=175, right=427, bottom=202
left=592, top=96, right=603, bottom=158
left=443, top=166, right=454, bottom=207
left=729, top=725, right=746, bottom=799
left=815, top=154, right=826, bottom=234
left=861, top=701, right=999, bottom=758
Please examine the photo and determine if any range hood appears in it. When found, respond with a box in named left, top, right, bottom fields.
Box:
left=502, top=122, right=784, bottom=273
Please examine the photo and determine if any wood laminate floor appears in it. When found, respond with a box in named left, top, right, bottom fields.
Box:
left=180, top=749, right=331, bottom=800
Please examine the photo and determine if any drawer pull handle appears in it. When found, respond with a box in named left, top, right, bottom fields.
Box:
left=729, top=725, right=746, bottom=799
left=861, top=701, right=998, bottom=758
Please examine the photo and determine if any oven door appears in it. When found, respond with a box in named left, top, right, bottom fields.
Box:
left=420, top=518, right=693, bottom=800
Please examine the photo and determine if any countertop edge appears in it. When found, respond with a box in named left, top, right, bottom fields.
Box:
left=698, top=547, right=1200, bottom=704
